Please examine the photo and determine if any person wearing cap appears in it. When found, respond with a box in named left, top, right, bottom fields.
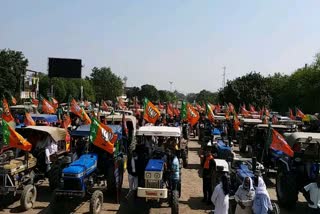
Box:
left=202, top=142, right=215, bottom=205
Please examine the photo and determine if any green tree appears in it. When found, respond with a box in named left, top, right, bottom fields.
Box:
left=126, top=86, right=140, bottom=100
left=186, top=93, right=197, bottom=103
left=158, top=90, right=176, bottom=102
left=139, top=84, right=159, bottom=102
left=0, top=49, right=28, bottom=98
left=196, top=90, right=218, bottom=104
left=90, top=67, right=123, bottom=101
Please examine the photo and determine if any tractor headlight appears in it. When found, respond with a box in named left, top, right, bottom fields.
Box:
left=154, top=173, right=160, bottom=179
left=146, top=172, right=151, bottom=179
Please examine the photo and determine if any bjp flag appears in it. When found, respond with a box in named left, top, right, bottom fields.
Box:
left=143, top=98, right=160, bottom=124
left=296, top=108, right=306, bottom=119
left=270, top=129, right=294, bottom=157
left=11, top=96, right=17, bottom=105
left=24, top=112, right=36, bottom=126
left=2, top=98, right=14, bottom=122
left=2, top=120, right=32, bottom=151
left=41, top=98, right=55, bottom=114
left=89, top=118, right=117, bottom=154
left=241, top=105, right=250, bottom=117
left=206, top=103, right=215, bottom=122
left=187, top=103, right=200, bottom=126
left=289, top=108, right=295, bottom=120
left=167, top=103, right=174, bottom=118
left=70, top=99, right=91, bottom=124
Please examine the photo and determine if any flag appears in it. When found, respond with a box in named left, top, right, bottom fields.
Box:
left=41, top=97, right=55, bottom=114
left=241, top=105, right=250, bottom=117
left=265, top=108, right=270, bottom=117
left=296, top=108, right=306, bottom=119
left=32, top=98, right=39, bottom=107
left=272, top=115, right=278, bottom=124
left=2, top=120, right=32, bottom=151
left=62, top=114, right=71, bottom=129
left=118, top=97, right=126, bottom=109
left=289, top=108, right=295, bottom=120
left=24, top=112, right=36, bottom=126
left=228, top=103, right=235, bottom=114
left=11, top=96, right=17, bottom=105
left=2, top=98, right=14, bottom=122
left=180, top=101, right=187, bottom=120
left=49, top=97, right=59, bottom=109
left=143, top=98, right=160, bottom=124
left=249, top=104, right=256, bottom=113
left=167, top=103, right=174, bottom=118
left=173, top=107, right=180, bottom=117
left=70, top=99, right=91, bottom=124
left=187, top=103, right=200, bottom=126
left=84, top=100, right=90, bottom=108
left=270, top=129, right=294, bottom=157
left=196, top=104, right=203, bottom=112
left=233, top=113, right=240, bottom=131
left=101, top=100, right=109, bottom=111
left=158, top=102, right=164, bottom=110
left=215, top=103, right=221, bottom=113
left=89, top=118, right=117, bottom=154
left=206, top=103, right=215, bottom=122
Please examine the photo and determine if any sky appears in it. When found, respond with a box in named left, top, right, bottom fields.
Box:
left=1, top=0, right=320, bottom=94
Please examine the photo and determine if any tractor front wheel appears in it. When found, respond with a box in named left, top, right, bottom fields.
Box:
left=90, top=190, right=103, bottom=214
left=171, top=190, right=179, bottom=214
left=20, top=184, right=37, bottom=211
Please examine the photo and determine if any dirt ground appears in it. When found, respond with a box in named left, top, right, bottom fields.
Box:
left=0, top=138, right=309, bottom=214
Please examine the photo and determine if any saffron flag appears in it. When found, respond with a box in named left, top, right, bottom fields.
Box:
left=143, top=98, right=160, bottom=124
left=101, top=100, right=109, bottom=111
left=32, top=98, right=39, bottom=107
left=167, top=103, right=174, bottom=118
left=2, top=120, right=32, bottom=151
left=89, top=118, right=117, bottom=154
left=249, top=104, right=256, bottom=113
left=24, top=112, right=36, bottom=126
left=241, top=105, right=250, bottom=117
left=11, top=96, right=17, bottom=105
left=296, top=108, right=306, bottom=119
left=270, top=129, right=294, bottom=157
left=289, top=108, right=295, bottom=120
left=62, top=114, right=71, bottom=129
left=233, top=113, right=240, bottom=131
left=70, top=99, right=91, bottom=124
left=173, top=107, right=180, bottom=117
left=228, top=103, right=235, bottom=114
left=158, top=102, right=164, bottom=110
left=2, top=99, right=14, bottom=122
left=41, top=97, right=55, bottom=114
left=206, top=103, right=215, bottom=122
left=187, top=103, right=200, bottom=126
left=49, top=97, right=59, bottom=109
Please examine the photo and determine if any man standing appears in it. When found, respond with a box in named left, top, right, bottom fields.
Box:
left=126, top=150, right=139, bottom=200
left=45, top=138, right=58, bottom=172
left=202, top=143, right=214, bottom=205
left=303, top=174, right=320, bottom=214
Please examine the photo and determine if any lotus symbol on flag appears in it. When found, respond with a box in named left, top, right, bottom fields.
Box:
left=189, top=107, right=197, bottom=118
left=148, top=106, right=157, bottom=118
left=101, top=128, right=113, bottom=142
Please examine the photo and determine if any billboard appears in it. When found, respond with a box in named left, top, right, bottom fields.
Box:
left=48, top=58, right=82, bottom=78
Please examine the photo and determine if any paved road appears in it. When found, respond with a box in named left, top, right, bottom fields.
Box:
left=0, top=138, right=309, bottom=213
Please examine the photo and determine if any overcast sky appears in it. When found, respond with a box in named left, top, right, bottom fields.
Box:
left=1, top=0, right=320, bottom=93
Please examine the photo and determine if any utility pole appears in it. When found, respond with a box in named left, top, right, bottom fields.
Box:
left=222, top=66, right=226, bottom=88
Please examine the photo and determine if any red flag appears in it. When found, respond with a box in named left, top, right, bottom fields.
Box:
left=42, top=98, right=55, bottom=114
left=2, top=99, right=14, bottom=122
left=24, top=112, right=36, bottom=126
left=270, top=129, right=294, bottom=157
left=296, top=108, right=305, bottom=119
left=289, top=108, right=295, bottom=120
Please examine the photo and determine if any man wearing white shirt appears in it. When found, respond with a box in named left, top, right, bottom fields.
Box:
left=45, top=138, right=58, bottom=172
left=303, top=175, right=320, bottom=214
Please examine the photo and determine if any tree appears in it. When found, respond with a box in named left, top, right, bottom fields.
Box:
left=139, top=84, right=159, bottom=102
left=90, top=67, right=123, bottom=101
left=158, top=90, right=176, bottom=102
left=186, top=93, right=197, bottom=103
left=173, top=90, right=185, bottom=100
left=0, top=49, right=28, bottom=98
left=195, top=90, right=218, bottom=104
left=126, top=86, right=140, bottom=100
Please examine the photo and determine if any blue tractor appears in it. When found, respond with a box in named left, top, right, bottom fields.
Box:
left=54, top=124, right=126, bottom=214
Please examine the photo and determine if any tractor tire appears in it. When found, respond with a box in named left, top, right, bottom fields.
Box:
left=106, top=163, right=116, bottom=193
left=49, top=164, right=62, bottom=191
left=239, top=136, right=247, bottom=153
left=20, top=184, right=37, bottom=211
left=90, top=190, right=103, bottom=214
left=171, top=190, right=179, bottom=214
left=276, top=165, right=298, bottom=207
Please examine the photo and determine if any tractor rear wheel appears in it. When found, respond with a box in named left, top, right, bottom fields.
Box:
left=276, top=165, right=298, bottom=207
left=20, top=184, right=37, bottom=211
left=90, top=190, right=103, bottom=214
left=171, top=190, right=179, bottom=214
left=49, top=164, right=62, bottom=191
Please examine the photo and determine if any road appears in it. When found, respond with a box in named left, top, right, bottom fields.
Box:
left=0, top=138, right=309, bottom=214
